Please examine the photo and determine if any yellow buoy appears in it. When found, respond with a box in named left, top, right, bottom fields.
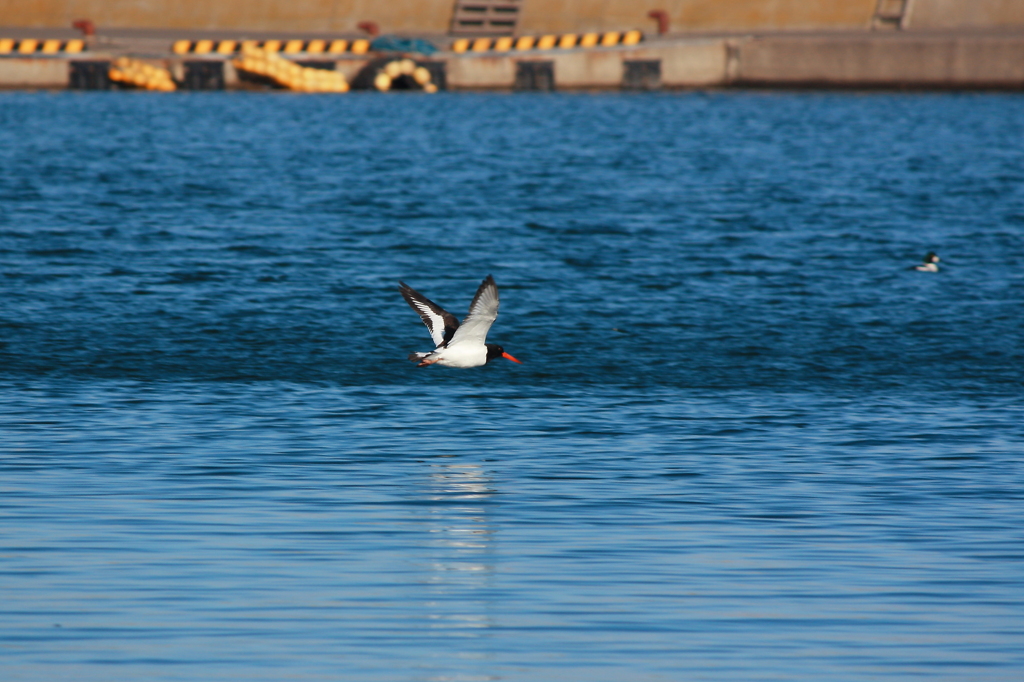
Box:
left=108, top=57, right=177, bottom=91
left=384, top=61, right=402, bottom=79
left=413, top=67, right=431, bottom=85
left=232, top=45, right=349, bottom=93
left=374, top=72, right=391, bottom=91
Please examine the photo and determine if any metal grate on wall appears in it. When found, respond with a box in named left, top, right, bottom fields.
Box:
left=451, top=0, right=523, bottom=35
left=872, top=0, right=910, bottom=30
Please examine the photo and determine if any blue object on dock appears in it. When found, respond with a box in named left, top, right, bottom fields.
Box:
left=369, top=36, right=437, bottom=55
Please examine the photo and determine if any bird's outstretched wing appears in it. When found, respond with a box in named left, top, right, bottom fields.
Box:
left=399, top=282, right=460, bottom=348
left=447, top=275, right=499, bottom=349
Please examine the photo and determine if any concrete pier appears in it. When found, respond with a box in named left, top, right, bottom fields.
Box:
left=3, top=30, right=1023, bottom=92
left=2, top=0, right=1024, bottom=91
left=732, top=31, right=1024, bottom=89
left=0, top=58, right=70, bottom=89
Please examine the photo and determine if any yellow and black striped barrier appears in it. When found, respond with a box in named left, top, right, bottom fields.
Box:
left=451, top=30, right=642, bottom=54
left=173, top=38, right=370, bottom=57
left=0, top=38, right=86, bottom=55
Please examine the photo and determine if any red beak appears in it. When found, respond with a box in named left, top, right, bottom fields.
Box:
left=502, top=351, right=522, bottom=364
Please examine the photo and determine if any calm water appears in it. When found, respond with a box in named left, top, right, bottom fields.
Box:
left=2, top=91, right=1023, bottom=681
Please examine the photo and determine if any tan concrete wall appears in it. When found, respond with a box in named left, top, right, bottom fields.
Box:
left=447, top=55, right=517, bottom=88
left=908, top=0, right=1024, bottom=30
left=736, top=34, right=1024, bottom=86
left=5, top=34, right=1024, bottom=90
left=446, top=39, right=727, bottom=88
left=517, top=0, right=877, bottom=34
left=1, top=1, right=1022, bottom=34
left=0, top=0, right=890, bottom=34
left=0, top=58, right=68, bottom=87
left=0, top=0, right=453, bottom=33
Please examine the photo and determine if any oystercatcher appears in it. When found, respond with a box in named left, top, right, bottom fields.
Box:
left=399, top=275, right=522, bottom=368
left=915, top=252, right=940, bottom=272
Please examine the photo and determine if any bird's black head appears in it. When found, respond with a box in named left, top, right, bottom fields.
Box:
left=924, top=251, right=939, bottom=263
left=485, top=344, right=522, bottom=364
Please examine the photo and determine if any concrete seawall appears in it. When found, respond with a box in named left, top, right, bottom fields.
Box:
left=445, top=32, right=1024, bottom=89
left=0, top=58, right=70, bottom=88
left=4, top=0, right=1024, bottom=91
left=731, top=31, right=1024, bottom=88
left=3, top=30, right=1023, bottom=91
left=445, top=38, right=726, bottom=89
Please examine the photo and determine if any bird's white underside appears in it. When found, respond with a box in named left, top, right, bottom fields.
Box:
left=418, top=344, right=490, bottom=368
left=409, top=277, right=501, bottom=368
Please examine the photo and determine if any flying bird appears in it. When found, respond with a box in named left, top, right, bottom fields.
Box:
left=399, top=275, right=522, bottom=368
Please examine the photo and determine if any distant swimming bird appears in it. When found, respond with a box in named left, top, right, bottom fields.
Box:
left=915, top=252, right=940, bottom=272
left=400, top=275, right=521, bottom=368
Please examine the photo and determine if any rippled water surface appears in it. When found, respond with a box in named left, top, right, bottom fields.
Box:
left=2, top=91, right=1023, bottom=681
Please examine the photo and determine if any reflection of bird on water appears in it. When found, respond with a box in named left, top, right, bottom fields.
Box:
left=915, top=252, right=940, bottom=272
left=421, top=463, right=496, bottom=632
left=427, top=462, right=495, bottom=555
left=429, top=463, right=494, bottom=502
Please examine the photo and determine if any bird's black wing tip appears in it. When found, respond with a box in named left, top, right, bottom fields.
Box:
left=479, top=274, right=497, bottom=293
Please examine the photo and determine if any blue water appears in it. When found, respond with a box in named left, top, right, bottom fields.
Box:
left=2, top=91, right=1023, bottom=681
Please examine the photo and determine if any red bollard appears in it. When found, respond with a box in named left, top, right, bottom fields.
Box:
left=72, top=19, right=96, bottom=36
left=647, top=10, right=669, bottom=35
left=357, top=22, right=380, bottom=37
